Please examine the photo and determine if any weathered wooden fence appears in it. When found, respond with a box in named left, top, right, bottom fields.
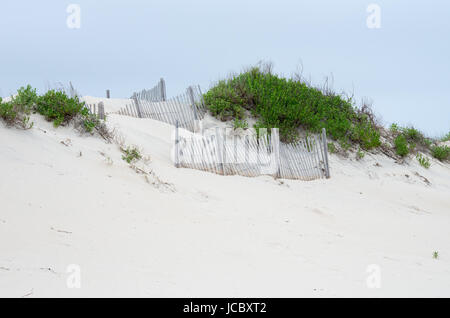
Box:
left=174, top=126, right=330, bottom=180
left=131, top=78, right=167, bottom=102
left=86, top=102, right=105, bottom=120
left=44, top=81, right=80, bottom=98
left=111, top=78, right=332, bottom=181
left=116, top=82, right=206, bottom=132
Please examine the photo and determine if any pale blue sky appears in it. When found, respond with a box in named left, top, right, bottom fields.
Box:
left=1, top=0, right=449, bottom=136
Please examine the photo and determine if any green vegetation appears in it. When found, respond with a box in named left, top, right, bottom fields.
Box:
left=442, top=132, right=450, bottom=142
left=402, top=126, right=424, bottom=144
left=394, top=134, right=410, bottom=157
left=0, top=86, right=35, bottom=129
left=389, top=123, right=400, bottom=133
left=357, top=148, right=365, bottom=160
left=327, top=142, right=336, bottom=154
left=122, top=146, right=142, bottom=164
left=416, top=153, right=431, bottom=169
left=204, top=66, right=381, bottom=149
left=37, top=90, right=87, bottom=128
left=390, top=123, right=434, bottom=158
left=433, top=251, right=439, bottom=259
left=233, top=118, right=248, bottom=130
left=431, top=145, right=450, bottom=161
left=0, top=85, right=104, bottom=134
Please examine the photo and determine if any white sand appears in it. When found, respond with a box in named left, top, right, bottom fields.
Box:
left=1, top=111, right=450, bottom=298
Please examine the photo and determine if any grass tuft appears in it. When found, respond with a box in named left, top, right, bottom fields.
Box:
left=416, top=153, right=431, bottom=169
left=394, top=135, right=409, bottom=157
left=431, top=145, right=450, bottom=161
left=121, top=146, right=142, bottom=164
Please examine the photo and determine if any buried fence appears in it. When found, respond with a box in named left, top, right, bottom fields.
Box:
left=109, top=78, right=331, bottom=180
left=174, top=125, right=330, bottom=181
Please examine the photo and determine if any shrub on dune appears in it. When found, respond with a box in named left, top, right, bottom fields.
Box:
left=204, top=65, right=381, bottom=149
left=431, top=145, right=450, bottom=161
left=0, top=85, right=36, bottom=129
left=394, top=135, right=409, bottom=157
left=0, top=85, right=105, bottom=135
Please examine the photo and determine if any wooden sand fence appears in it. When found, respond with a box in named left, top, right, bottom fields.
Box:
left=131, top=78, right=167, bottom=102
left=111, top=79, right=331, bottom=181
left=174, top=126, right=330, bottom=181
left=85, top=102, right=106, bottom=120
left=44, top=81, right=80, bottom=98
left=116, top=82, right=206, bottom=132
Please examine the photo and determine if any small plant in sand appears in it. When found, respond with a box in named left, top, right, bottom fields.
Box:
left=394, top=135, right=409, bottom=157
left=389, top=123, right=435, bottom=159
left=433, top=251, right=439, bottom=259
left=327, top=142, right=336, bottom=154
left=339, top=139, right=351, bottom=152
left=233, top=118, right=248, bottom=130
left=356, top=148, right=365, bottom=160
left=431, top=145, right=450, bottom=162
left=390, top=123, right=400, bottom=133
left=122, top=146, right=142, bottom=164
left=416, top=153, right=430, bottom=169
left=402, top=126, right=425, bottom=145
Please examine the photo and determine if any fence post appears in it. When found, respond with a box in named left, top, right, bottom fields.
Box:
left=216, top=127, right=224, bottom=175
left=271, top=128, right=281, bottom=178
left=106, top=90, right=110, bottom=99
left=187, top=86, right=200, bottom=132
left=69, top=82, right=77, bottom=98
left=222, top=128, right=227, bottom=176
left=98, top=102, right=105, bottom=120
left=160, top=78, right=167, bottom=101
left=175, top=120, right=180, bottom=168
left=132, top=93, right=142, bottom=118
left=197, top=85, right=206, bottom=113
left=322, top=128, right=330, bottom=178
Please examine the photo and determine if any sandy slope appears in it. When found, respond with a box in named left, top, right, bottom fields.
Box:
left=1, top=113, right=449, bottom=298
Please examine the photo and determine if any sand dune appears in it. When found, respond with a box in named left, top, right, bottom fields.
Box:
left=1, top=110, right=449, bottom=297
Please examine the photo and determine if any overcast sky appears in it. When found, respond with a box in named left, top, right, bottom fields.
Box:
left=1, top=0, right=449, bottom=136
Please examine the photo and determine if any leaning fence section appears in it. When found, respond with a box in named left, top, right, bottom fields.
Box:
left=44, top=81, right=80, bottom=98
left=116, top=82, right=206, bottom=132
left=131, top=78, right=167, bottom=102
left=174, top=126, right=330, bottom=181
